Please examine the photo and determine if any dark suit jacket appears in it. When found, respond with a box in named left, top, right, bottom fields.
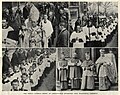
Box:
left=56, top=29, right=69, bottom=47
left=18, top=52, right=26, bottom=64
left=2, top=55, right=11, bottom=73
left=23, top=6, right=30, bottom=19
left=11, top=51, right=19, bottom=66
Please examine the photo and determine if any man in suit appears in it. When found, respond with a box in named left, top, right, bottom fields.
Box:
left=74, top=17, right=81, bottom=31
left=56, top=22, right=69, bottom=47
left=2, top=50, right=11, bottom=74
left=18, top=49, right=26, bottom=65
left=23, top=3, right=30, bottom=20
left=11, top=48, right=19, bottom=67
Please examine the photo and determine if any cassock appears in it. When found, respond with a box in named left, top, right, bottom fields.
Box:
left=60, top=67, right=68, bottom=90
left=81, top=60, right=95, bottom=90
left=82, top=25, right=89, bottom=41
left=58, top=59, right=68, bottom=90
left=40, top=20, right=53, bottom=47
left=68, top=59, right=82, bottom=90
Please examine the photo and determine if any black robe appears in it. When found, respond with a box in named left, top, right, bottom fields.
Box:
left=2, top=55, right=11, bottom=73
left=23, top=6, right=30, bottom=20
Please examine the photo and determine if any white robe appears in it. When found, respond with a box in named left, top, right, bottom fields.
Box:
left=2, top=26, right=16, bottom=47
left=89, top=26, right=97, bottom=41
left=2, top=26, right=14, bottom=42
left=40, top=20, right=53, bottom=47
left=96, top=55, right=115, bottom=83
left=105, top=53, right=117, bottom=83
left=19, top=79, right=31, bottom=91
left=70, top=31, right=86, bottom=48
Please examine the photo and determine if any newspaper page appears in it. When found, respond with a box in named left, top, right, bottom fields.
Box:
left=1, top=0, right=119, bottom=95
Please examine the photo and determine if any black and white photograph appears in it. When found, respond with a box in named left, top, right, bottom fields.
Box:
left=56, top=48, right=118, bottom=91
left=1, top=1, right=119, bottom=94
left=2, top=2, right=69, bottom=47
left=2, top=48, right=56, bottom=91
left=2, top=2, right=118, bottom=48
left=69, top=2, right=118, bottom=47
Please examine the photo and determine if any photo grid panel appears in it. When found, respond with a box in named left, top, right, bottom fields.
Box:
left=56, top=48, right=118, bottom=91
left=2, top=2, right=69, bottom=48
left=2, top=48, right=56, bottom=91
left=68, top=2, right=118, bottom=48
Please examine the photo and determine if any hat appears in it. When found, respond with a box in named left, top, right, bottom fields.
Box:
left=29, top=5, right=40, bottom=22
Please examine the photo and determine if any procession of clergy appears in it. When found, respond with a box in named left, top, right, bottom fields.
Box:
left=2, top=48, right=56, bottom=91
left=2, top=2, right=118, bottom=47
left=57, top=49, right=117, bottom=90
left=70, top=15, right=118, bottom=47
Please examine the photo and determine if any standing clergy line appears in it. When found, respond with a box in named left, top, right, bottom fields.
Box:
left=2, top=48, right=56, bottom=91
left=57, top=49, right=117, bottom=90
